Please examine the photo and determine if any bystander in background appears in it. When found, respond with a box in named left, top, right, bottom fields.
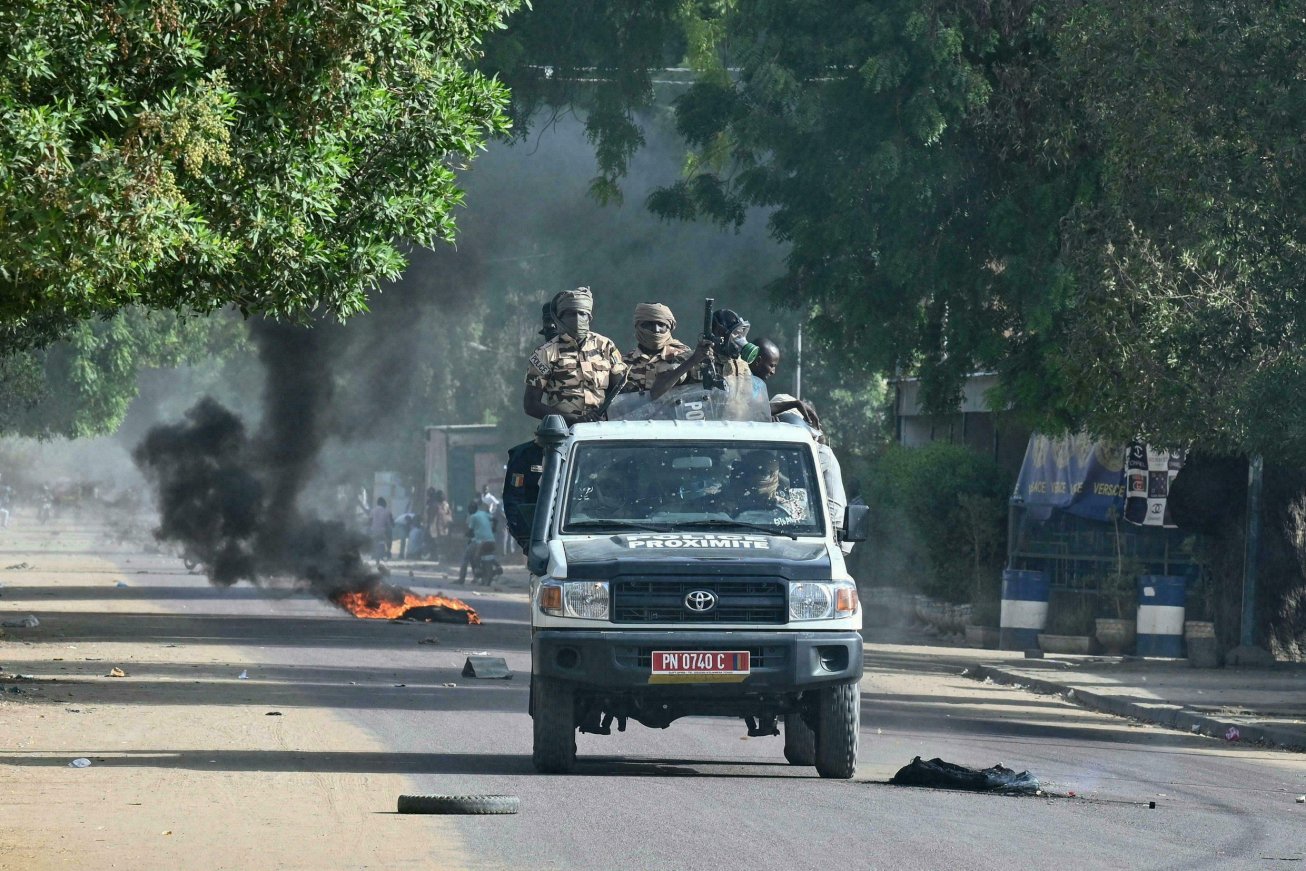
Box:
left=369, top=497, right=394, bottom=561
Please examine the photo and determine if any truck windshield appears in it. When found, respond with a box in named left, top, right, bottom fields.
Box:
left=561, top=441, right=825, bottom=536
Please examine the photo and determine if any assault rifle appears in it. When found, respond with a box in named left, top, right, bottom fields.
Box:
left=701, top=298, right=725, bottom=391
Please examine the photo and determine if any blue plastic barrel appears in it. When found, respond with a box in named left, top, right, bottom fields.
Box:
left=1000, top=569, right=1049, bottom=651
left=1136, top=575, right=1186, bottom=658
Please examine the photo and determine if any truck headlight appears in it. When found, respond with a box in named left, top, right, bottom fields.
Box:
left=539, top=580, right=610, bottom=620
left=789, top=582, right=858, bottom=621
left=564, top=581, right=610, bottom=620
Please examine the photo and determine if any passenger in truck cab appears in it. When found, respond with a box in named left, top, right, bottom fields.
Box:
left=725, top=452, right=783, bottom=510
left=725, top=451, right=808, bottom=523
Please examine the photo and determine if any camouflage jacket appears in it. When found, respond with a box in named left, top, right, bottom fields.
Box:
left=720, top=357, right=752, bottom=379
left=525, top=333, right=628, bottom=415
left=621, top=339, right=692, bottom=393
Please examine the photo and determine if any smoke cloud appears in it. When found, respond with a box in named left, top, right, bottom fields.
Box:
left=130, top=110, right=786, bottom=613
left=132, top=321, right=400, bottom=607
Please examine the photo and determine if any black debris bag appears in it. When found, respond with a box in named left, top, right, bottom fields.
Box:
left=890, top=757, right=1040, bottom=794
left=502, top=441, right=544, bottom=552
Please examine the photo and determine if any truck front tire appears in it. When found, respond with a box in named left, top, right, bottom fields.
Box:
left=531, top=677, right=577, bottom=774
left=783, top=712, right=816, bottom=766
left=814, top=682, right=859, bottom=779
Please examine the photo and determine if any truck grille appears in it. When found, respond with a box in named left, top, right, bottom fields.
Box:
left=611, top=578, right=786, bottom=624
left=615, top=645, right=787, bottom=670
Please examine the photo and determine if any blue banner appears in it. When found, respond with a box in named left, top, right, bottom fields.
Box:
left=1013, top=434, right=1125, bottom=522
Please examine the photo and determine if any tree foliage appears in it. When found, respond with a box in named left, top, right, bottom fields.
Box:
left=1032, top=4, right=1306, bottom=462
left=0, top=308, right=239, bottom=439
left=524, top=1, right=1306, bottom=462
left=481, top=0, right=687, bottom=201
left=853, top=442, right=1010, bottom=602
left=0, top=0, right=518, bottom=349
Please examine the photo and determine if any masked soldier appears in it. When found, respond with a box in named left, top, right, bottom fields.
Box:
left=621, top=303, right=711, bottom=399
left=523, top=287, right=628, bottom=425
left=538, top=298, right=560, bottom=342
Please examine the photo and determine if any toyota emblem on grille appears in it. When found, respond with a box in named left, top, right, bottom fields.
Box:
left=685, top=589, right=717, bottom=612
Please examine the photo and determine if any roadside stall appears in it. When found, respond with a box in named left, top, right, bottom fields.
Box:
left=1004, top=434, right=1210, bottom=656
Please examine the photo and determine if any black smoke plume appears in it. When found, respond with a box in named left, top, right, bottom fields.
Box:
left=132, top=321, right=389, bottom=603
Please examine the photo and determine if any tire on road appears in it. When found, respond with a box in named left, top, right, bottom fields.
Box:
left=531, top=677, right=577, bottom=774
left=813, top=681, right=859, bottom=779
left=397, top=794, right=519, bottom=815
left=783, top=712, right=815, bottom=766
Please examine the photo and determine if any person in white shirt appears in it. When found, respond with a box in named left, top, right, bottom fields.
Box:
left=481, top=484, right=513, bottom=556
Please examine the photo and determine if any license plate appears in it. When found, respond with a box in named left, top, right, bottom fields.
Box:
left=650, top=650, right=751, bottom=675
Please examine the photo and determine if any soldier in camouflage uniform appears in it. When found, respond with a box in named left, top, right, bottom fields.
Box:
left=522, top=287, right=628, bottom=426
left=621, top=303, right=711, bottom=399
left=538, top=303, right=559, bottom=342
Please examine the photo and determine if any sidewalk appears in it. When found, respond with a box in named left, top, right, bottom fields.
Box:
left=963, top=653, right=1306, bottom=752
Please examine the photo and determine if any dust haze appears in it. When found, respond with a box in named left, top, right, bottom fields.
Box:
left=106, top=112, right=786, bottom=597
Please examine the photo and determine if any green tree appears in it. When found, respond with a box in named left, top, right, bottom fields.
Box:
left=1025, top=3, right=1306, bottom=464
left=0, top=308, right=239, bottom=438
left=857, top=442, right=1010, bottom=602
left=481, top=0, right=687, bottom=202
left=0, top=0, right=518, bottom=349
left=653, top=0, right=1075, bottom=414
left=633, top=1, right=1306, bottom=464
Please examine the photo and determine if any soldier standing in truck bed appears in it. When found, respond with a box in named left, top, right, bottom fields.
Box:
left=523, top=287, right=628, bottom=426
left=538, top=296, right=560, bottom=342
left=621, top=303, right=712, bottom=400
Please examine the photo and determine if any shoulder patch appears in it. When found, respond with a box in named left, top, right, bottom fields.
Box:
left=528, top=352, right=549, bottom=375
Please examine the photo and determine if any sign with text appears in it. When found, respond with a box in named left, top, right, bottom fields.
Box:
left=1013, top=433, right=1125, bottom=522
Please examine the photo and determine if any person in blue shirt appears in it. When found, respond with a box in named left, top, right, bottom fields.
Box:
left=457, top=500, right=496, bottom=583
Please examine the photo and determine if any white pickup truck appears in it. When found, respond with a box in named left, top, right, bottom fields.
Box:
left=523, top=414, right=868, bottom=777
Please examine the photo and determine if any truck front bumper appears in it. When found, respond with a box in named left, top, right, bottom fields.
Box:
left=533, top=629, right=863, bottom=694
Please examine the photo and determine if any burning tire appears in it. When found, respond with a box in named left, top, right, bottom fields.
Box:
left=814, top=682, right=859, bottom=779
left=783, top=712, right=816, bottom=766
left=531, top=677, right=576, bottom=774
left=397, top=794, right=519, bottom=815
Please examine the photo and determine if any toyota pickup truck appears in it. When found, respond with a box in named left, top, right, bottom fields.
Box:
left=524, top=414, right=868, bottom=777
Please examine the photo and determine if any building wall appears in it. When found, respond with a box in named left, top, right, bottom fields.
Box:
left=893, top=374, right=1029, bottom=474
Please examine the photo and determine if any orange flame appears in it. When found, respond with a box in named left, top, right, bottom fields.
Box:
left=332, top=583, right=481, bottom=625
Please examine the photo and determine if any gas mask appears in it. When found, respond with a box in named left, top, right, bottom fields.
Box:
left=711, top=309, right=760, bottom=364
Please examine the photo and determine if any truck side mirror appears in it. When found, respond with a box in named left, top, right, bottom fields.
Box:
left=842, top=503, right=870, bottom=543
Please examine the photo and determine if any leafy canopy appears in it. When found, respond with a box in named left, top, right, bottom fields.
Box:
left=509, top=1, right=1306, bottom=462
left=0, top=307, right=240, bottom=439
left=0, top=0, right=519, bottom=350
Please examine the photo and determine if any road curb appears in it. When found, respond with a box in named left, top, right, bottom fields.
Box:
left=965, top=664, right=1306, bottom=753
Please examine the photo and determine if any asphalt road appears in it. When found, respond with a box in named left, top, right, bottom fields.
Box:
left=7, top=551, right=1306, bottom=870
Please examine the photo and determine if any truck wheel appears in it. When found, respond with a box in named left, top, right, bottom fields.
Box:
left=531, top=677, right=576, bottom=774
left=783, top=712, right=815, bottom=766
left=814, top=682, right=860, bottom=779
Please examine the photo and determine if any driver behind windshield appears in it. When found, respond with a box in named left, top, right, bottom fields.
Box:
left=576, top=461, right=633, bottom=519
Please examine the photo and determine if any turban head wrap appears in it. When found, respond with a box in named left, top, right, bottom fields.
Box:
left=633, top=302, right=676, bottom=351
left=553, top=287, right=593, bottom=341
